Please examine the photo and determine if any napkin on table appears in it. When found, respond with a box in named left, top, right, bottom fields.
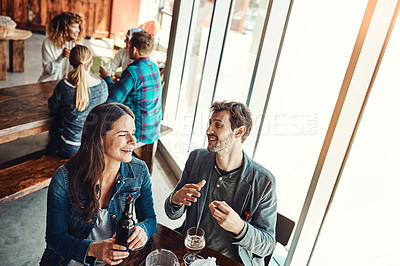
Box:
left=191, top=257, right=217, bottom=266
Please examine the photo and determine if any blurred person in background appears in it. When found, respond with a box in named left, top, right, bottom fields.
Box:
left=99, top=26, right=158, bottom=80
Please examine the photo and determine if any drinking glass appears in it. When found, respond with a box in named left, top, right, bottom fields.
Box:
left=100, top=60, right=113, bottom=76
left=145, top=249, right=179, bottom=266
left=183, top=227, right=205, bottom=265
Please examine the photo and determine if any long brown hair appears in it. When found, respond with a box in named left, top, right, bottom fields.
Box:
left=66, top=102, right=135, bottom=223
left=67, top=45, right=92, bottom=111
left=47, top=12, right=85, bottom=47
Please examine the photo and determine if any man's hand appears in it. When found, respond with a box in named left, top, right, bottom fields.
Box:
left=87, top=236, right=129, bottom=265
left=171, top=180, right=206, bottom=206
left=209, top=200, right=245, bottom=235
left=127, top=225, right=148, bottom=251
left=99, top=66, right=110, bottom=79
left=114, top=72, right=122, bottom=79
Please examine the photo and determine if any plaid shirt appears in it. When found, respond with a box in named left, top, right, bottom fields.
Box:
left=106, top=57, right=162, bottom=144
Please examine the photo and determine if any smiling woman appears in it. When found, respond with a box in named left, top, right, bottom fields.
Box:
left=38, top=12, right=86, bottom=82
left=40, top=102, right=157, bottom=266
left=103, top=113, right=137, bottom=165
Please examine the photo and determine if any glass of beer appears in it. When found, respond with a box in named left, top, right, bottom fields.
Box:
left=183, top=227, right=205, bottom=265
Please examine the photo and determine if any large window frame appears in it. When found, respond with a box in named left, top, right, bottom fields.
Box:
left=161, top=0, right=400, bottom=264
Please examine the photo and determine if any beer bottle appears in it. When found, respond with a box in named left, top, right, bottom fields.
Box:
left=115, top=194, right=135, bottom=249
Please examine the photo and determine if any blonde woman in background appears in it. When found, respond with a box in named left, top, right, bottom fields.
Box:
left=38, top=12, right=85, bottom=82
left=47, top=45, right=108, bottom=158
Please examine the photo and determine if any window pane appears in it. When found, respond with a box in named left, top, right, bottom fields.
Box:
left=157, top=0, right=174, bottom=50
left=310, top=14, right=400, bottom=266
left=253, top=0, right=368, bottom=230
left=162, top=0, right=214, bottom=168
left=213, top=0, right=269, bottom=103
left=139, top=0, right=172, bottom=55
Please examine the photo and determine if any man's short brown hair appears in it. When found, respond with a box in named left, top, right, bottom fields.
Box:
left=130, top=31, right=154, bottom=57
left=210, top=101, right=253, bottom=142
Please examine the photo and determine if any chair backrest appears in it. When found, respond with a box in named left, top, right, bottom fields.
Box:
left=265, top=213, right=295, bottom=265
left=276, top=213, right=295, bottom=246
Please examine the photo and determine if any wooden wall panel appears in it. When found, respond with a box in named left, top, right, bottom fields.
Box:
left=0, top=0, right=7, bottom=15
left=110, top=0, right=140, bottom=38
left=46, top=0, right=67, bottom=28
left=86, top=2, right=95, bottom=35
left=1, top=0, right=27, bottom=26
left=1, top=0, right=113, bottom=38
left=28, top=0, right=46, bottom=31
left=95, top=1, right=110, bottom=36
left=69, top=0, right=112, bottom=38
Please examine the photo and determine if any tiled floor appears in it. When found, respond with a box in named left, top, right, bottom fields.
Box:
left=0, top=33, right=184, bottom=264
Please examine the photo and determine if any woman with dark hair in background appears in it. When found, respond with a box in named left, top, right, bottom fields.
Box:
left=47, top=44, right=108, bottom=158
left=40, top=102, right=157, bottom=266
left=38, top=12, right=85, bottom=82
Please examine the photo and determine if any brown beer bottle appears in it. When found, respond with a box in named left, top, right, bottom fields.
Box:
left=115, top=194, right=135, bottom=249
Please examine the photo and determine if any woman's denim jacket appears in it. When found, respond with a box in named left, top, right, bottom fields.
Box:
left=43, top=157, right=157, bottom=266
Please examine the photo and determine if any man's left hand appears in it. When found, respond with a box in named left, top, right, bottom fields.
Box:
left=209, top=200, right=245, bottom=235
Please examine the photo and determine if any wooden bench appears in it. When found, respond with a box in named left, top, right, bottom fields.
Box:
left=0, top=155, right=67, bottom=205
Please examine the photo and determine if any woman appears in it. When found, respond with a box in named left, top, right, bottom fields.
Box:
left=47, top=45, right=108, bottom=158
left=40, top=102, right=157, bottom=266
left=38, top=12, right=85, bottom=82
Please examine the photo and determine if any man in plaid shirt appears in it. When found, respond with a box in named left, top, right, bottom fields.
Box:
left=102, top=31, right=162, bottom=145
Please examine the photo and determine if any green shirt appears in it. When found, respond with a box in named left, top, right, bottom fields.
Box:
left=199, top=164, right=243, bottom=263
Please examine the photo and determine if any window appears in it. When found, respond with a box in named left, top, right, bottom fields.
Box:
left=161, top=0, right=399, bottom=264
left=309, top=14, right=400, bottom=265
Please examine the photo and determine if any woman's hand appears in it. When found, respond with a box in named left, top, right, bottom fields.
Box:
left=62, top=48, right=71, bottom=58
left=88, top=237, right=130, bottom=265
left=127, top=225, right=148, bottom=251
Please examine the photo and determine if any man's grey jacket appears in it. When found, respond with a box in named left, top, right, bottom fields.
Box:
left=164, top=149, right=277, bottom=266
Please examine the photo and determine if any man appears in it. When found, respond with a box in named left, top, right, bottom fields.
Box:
left=102, top=31, right=162, bottom=173
left=164, top=101, right=277, bottom=265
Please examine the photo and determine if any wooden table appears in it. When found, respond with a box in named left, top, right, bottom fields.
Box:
left=0, top=80, right=57, bottom=144
left=0, top=29, right=32, bottom=80
left=121, top=223, right=243, bottom=265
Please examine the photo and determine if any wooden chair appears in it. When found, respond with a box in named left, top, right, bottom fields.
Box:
left=265, top=213, right=296, bottom=265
